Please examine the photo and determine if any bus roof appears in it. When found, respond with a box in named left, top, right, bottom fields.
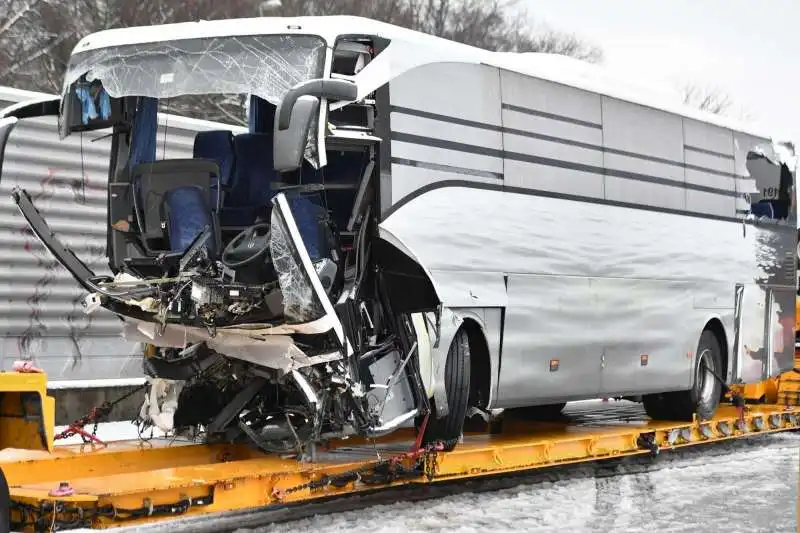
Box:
left=70, top=15, right=777, bottom=141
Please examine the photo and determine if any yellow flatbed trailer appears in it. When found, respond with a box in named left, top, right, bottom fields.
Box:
left=1, top=367, right=799, bottom=532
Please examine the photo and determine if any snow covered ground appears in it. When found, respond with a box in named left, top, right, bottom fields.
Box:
left=246, top=433, right=799, bottom=533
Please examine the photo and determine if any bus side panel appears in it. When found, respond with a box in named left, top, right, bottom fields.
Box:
left=381, top=61, right=795, bottom=410
left=387, top=61, right=504, bottom=205
left=682, top=117, right=738, bottom=218
left=592, top=277, right=696, bottom=397
left=502, top=274, right=601, bottom=403
left=381, top=183, right=743, bottom=406
left=600, top=95, right=688, bottom=213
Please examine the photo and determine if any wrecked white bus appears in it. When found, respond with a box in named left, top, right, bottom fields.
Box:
left=0, top=16, right=795, bottom=455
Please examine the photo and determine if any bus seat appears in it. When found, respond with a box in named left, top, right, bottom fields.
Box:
left=193, top=130, right=235, bottom=207
left=164, top=186, right=215, bottom=254
left=285, top=193, right=331, bottom=262
left=130, top=159, right=220, bottom=254
left=223, top=133, right=280, bottom=227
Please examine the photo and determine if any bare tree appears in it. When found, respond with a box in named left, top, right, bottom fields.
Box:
left=0, top=0, right=75, bottom=90
left=1, top=0, right=603, bottom=123
left=681, top=83, right=733, bottom=116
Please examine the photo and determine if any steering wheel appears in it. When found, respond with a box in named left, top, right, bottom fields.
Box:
left=221, top=223, right=271, bottom=269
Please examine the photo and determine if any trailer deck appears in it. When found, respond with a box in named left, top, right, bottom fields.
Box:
left=2, top=373, right=799, bottom=532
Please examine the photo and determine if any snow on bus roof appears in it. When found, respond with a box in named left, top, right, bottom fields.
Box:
left=70, top=15, right=775, bottom=140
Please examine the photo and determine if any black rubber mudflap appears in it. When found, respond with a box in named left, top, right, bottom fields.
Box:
left=0, top=466, right=9, bottom=533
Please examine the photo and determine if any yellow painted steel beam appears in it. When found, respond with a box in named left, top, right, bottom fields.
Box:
left=0, top=371, right=54, bottom=452
left=3, top=402, right=799, bottom=531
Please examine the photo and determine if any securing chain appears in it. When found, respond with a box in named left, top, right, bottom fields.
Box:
left=10, top=492, right=213, bottom=531
left=53, top=382, right=149, bottom=444
left=272, top=440, right=449, bottom=501
left=700, top=358, right=747, bottom=424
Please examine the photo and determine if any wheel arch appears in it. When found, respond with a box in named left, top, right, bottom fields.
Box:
left=427, top=307, right=497, bottom=418
left=459, top=315, right=492, bottom=410
left=374, top=228, right=440, bottom=314
left=700, top=316, right=730, bottom=384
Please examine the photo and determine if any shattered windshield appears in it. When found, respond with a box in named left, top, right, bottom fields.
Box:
left=62, top=34, right=326, bottom=105
left=59, top=34, right=327, bottom=161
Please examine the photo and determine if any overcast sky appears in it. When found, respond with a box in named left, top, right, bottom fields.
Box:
left=522, top=0, right=799, bottom=144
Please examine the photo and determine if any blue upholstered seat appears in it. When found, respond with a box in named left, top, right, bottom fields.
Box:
left=285, top=193, right=330, bottom=261
left=221, top=133, right=280, bottom=227
left=164, top=186, right=214, bottom=254
left=193, top=130, right=235, bottom=207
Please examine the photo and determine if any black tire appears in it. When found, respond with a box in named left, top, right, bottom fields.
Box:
left=421, top=328, right=471, bottom=451
left=642, top=392, right=675, bottom=420
left=507, top=402, right=567, bottom=421
left=643, top=329, right=723, bottom=422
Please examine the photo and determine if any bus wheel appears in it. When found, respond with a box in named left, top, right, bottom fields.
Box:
left=644, top=330, right=723, bottom=422
left=421, top=328, right=471, bottom=451
left=642, top=392, right=674, bottom=420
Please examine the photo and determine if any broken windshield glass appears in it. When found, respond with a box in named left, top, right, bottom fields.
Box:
left=59, top=34, right=327, bottom=164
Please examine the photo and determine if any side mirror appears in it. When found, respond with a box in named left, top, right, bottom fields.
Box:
left=273, top=78, right=358, bottom=173
left=273, top=95, right=320, bottom=173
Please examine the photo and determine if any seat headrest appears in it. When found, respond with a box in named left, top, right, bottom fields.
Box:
left=230, top=133, right=278, bottom=206
left=233, top=133, right=274, bottom=159
left=194, top=130, right=235, bottom=185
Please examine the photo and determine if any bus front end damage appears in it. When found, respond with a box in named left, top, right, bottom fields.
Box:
left=0, top=29, right=445, bottom=458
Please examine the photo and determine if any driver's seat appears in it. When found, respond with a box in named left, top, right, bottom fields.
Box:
left=164, top=185, right=218, bottom=256
left=130, top=159, right=221, bottom=260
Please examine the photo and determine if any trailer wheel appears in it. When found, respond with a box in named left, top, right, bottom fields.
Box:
left=421, top=328, right=471, bottom=451
left=643, top=329, right=723, bottom=422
